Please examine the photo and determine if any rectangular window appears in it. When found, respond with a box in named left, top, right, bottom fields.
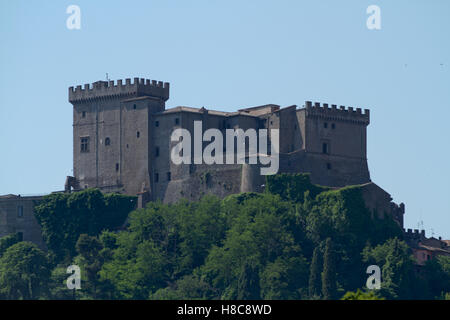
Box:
left=167, top=172, right=171, bottom=181
left=17, top=205, right=23, bottom=218
left=80, top=137, right=90, bottom=153
left=322, top=142, right=329, bottom=154
left=155, top=147, right=160, bottom=157
left=155, top=121, right=159, bottom=127
left=175, top=118, right=179, bottom=125
left=155, top=173, right=159, bottom=183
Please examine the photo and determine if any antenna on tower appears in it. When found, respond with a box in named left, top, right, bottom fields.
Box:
left=106, top=73, right=110, bottom=81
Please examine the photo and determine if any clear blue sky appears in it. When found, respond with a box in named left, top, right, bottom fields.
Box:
left=1, top=0, right=449, bottom=238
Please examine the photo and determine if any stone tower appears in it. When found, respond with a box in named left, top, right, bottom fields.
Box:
left=68, top=77, right=169, bottom=197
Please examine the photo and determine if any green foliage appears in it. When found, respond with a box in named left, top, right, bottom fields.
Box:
left=362, top=238, right=415, bottom=299
left=0, top=242, right=50, bottom=299
left=237, top=262, right=260, bottom=300
left=322, top=238, right=337, bottom=299
left=422, top=255, right=450, bottom=299
left=3, top=173, right=448, bottom=300
left=308, top=246, right=322, bottom=298
left=34, top=189, right=136, bottom=263
left=266, top=173, right=329, bottom=203
left=341, top=289, right=385, bottom=300
left=0, top=233, right=21, bottom=258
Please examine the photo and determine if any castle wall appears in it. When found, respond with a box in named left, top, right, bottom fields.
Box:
left=69, top=79, right=371, bottom=205
left=0, top=196, right=46, bottom=250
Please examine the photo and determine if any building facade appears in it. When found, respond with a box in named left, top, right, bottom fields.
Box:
left=0, top=194, right=46, bottom=250
left=67, top=77, right=371, bottom=205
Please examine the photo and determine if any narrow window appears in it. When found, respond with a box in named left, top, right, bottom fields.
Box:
left=322, top=143, right=328, bottom=154
left=17, top=232, right=23, bottom=241
left=105, top=137, right=111, bottom=146
left=133, top=104, right=137, bottom=110
left=155, top=121, right=159, bottom=127
left=175, top=118, right=179, bottom=125
left=331, top=123, right=336, bottom=129
left=137, top=131, right=140, bottom=138
left=17, top=205, right=23, bottom=218
left=82, top=111, right=86, bottom=118
left=324, top=122, right=328, bottom=129
left=327, top=163, right=332, bottom=170
left=155, top=173, right=159, bottom=182
left=155, top=147, right=160, bottom=157
left=115, top=163, right=119, bottom=172
left=80, top=137, right=90, bottom=153
left=167, top=172, right=171, bottom=181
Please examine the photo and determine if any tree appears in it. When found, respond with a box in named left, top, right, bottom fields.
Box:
left=362, top=238, right=415, bottom=299
left=309, top=246, right=322, bottom=298
left=321, top=238, right=337, bottom=299
left=237, top=261, right=261, bottom=300
left=75, top=234, right=105, bottom=298
left=0, top=233, right=21, bottom=258
left=341, top=289, right=384, bottom=300
left=0, top=242, right=50, bottom=299
left=34, top=189, right=136, bottom=263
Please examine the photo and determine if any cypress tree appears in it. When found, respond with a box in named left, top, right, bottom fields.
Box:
left=237, top=262, right=261, bottom=300
left=308, top=246, right=322, bottom=298
left=322, top=238, right=337, bottom=299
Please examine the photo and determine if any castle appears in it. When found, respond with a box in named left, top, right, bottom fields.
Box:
left=1, top=76, right=412, bottom=250
left=66, top=77, right=371, bottom=205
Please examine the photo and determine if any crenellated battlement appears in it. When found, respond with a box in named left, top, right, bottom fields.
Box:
left=404, top=228, right=426, bottom=238
left=69, top=77, right=170, bottom=103
left=304, top=101, right=370, bottom=125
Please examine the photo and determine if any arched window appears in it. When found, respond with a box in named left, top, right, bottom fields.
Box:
left=105, top=137, right=111, bottom=146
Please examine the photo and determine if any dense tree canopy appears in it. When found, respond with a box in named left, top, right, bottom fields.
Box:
left=34, top=189, right=136, bottom=263
left=1, top=174, right=449, bottom=300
